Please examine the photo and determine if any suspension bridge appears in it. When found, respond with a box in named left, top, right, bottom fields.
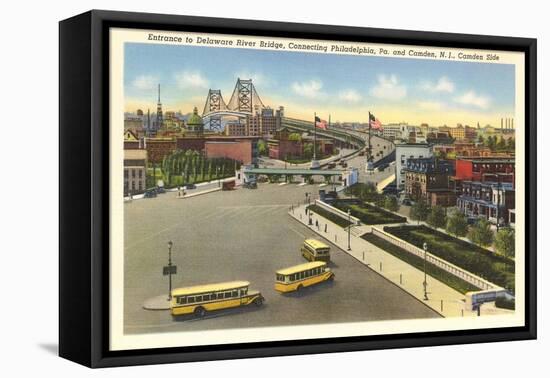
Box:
left=201, top=78, right=365, bottom=149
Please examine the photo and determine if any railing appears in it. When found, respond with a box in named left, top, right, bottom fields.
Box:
left=371, top=227, right=500, bottom=291
left=314, top=199, right=361, bottom=225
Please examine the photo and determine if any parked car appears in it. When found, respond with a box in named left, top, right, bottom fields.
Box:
left=401, top=198, right=412, bottom=206
left=243, top=181, right=257, bottom=189
left=222, top=180, right=236, bottom=190
left=156, top=186, right=166, bottom=194
left=184, top=183, right=197, bottom=190
left=144, top=188, right=157, bottom=198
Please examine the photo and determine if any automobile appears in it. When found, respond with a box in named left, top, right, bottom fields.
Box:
left=184, top=183, right=197, bottom=190
left=327, top=162, right=336, bottom=169
left=156, top=186, right=166, bottom=194
left=257, top=175, right=268, bottom=183
left=401, top=198, right=412, bottom=206
left=144, top=188, right=157, bottom=198
left=222, top=180, right=236, bottom=190
left=243, top=181, right=257, bottom=189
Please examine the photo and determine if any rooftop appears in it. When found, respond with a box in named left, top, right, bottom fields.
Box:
left=276, top=261, right=327, bottom=275
left=244, top=167, right=348, bottom=175
left=171, top=281, right=250, bottom=296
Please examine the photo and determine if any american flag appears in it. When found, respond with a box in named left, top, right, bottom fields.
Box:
left=315, top=116, right=328, bottom=129
left=369, top=112, right=383, bottom=130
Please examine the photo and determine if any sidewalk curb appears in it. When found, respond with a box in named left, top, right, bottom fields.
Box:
left=177, top=187, right=222, bottom=199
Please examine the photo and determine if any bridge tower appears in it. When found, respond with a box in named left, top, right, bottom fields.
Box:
left=227, top=78, right=264, bottom=114
left=202, top=89, right=227, bottom=132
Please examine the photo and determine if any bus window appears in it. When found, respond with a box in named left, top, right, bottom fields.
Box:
left=232, top=290, right=238, bottom=297
left=224, top=292, right=232, bottom=298
left=188, top=297, right=195, bottom=304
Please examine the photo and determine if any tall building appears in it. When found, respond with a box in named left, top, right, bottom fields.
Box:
left=225, top=121, right=247, bottom=136
left=395, top=143, right=433, bottom=189
left=155, top=84, right=163, bottom=130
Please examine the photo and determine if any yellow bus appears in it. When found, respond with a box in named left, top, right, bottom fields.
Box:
left=275, top=261, right=334, bottom=293
left=301, top=239, right=331, bottom=262
left=170, top=281, right=264, bottom=318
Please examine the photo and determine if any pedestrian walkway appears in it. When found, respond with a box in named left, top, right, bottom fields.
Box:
left=288, top=204, right=512, bottom=318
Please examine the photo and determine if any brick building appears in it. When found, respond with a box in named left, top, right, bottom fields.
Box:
left=404, top=157, right=456, bottom=206
left=205, top=140, right=253, bottom=164
left=454, top=157, right=515, bottom=185
left=225, top=121, right=247, bottom=136
left=267, top=139, right=303, bottom=160
left=457, top=181, right=515, bottom=225
left=145, top=138, right=177, bottom=164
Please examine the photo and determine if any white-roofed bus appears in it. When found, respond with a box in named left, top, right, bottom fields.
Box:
left=170, top=281, right=264, bottom=318
left=301, top=238, right=331, bottom=262
left=275, top=261, right=334, bottom=293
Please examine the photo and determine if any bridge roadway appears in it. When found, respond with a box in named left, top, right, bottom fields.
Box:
left=280, top=117, right=366, bottom=148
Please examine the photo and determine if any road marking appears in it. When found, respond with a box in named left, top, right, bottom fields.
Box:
left=287, top=226, right=307, bottom=239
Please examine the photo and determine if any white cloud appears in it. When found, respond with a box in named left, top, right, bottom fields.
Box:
left=369, top=74, right=407, bottom=100
left=132, top=75, right=158, bottom=90
left=174, top=71, right=209, bottom=89
left=455, top=91, right=491, bottom=109
left=420, top=76, right=455, bottom=93
left=338, top=89, right=362, bottom=103
left=417, top=101, right=444, bottom=110
left=291, top=80, right=323, bottom=99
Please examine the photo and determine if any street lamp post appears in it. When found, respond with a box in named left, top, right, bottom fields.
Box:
left=423, top=242, right=429, bottom=300
left=347, top=209, right=352, bottom=251
left=166, top=240, right=174, bottom=300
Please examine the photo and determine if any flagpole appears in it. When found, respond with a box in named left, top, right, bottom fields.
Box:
left=313, top=112, right=317, bottom=161
left=368, top=111, right=372, bottom=162
left=311, top=112, right=319, bottom=169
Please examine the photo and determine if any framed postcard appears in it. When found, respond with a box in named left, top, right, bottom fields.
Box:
left=59, top=10, right=536, bottom=368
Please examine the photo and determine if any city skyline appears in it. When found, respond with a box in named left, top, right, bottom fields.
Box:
left=124, top=43, right=516, bottom=127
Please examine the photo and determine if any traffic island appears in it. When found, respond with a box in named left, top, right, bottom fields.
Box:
left=143, top=295, right=171, bottom=310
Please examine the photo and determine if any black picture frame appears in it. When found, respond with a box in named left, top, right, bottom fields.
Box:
left=59, top=9, right=537, bottom=368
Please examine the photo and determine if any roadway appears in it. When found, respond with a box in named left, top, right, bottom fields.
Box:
left=123, top=182, right=437, bottom=334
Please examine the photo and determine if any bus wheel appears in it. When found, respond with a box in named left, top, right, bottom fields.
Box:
left=194, top=306, right=206, bottom=318
left=296, top=284, right=303, bottom=292
left=254, top=297, right=263, bottom=307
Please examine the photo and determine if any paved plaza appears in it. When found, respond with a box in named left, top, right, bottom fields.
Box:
left=123, top=182, right=439, bottom=334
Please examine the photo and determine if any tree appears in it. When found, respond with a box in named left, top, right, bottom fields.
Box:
left=467, top=218, right=494, bottom=247
left=496, top=136, right=507, bottom=150
left=303, top=143, right=314, bottom=158
left=507, top=137, right=515, bottom=150
left=495, top=227, right=515, bottom=258
left=427, top=205, right=447, bottom=229
left=257, top=139, right=268, bottom=156
left=486, top=135, right=496, bottom=151
left=477, top=134, right=485, bottom=145
left=446, top=210, right=468, bottom=237
left=384, top=196, right=399, bottom=212
left=288, top=133, right=302, bottom=142
left=410, top=199, right=430, bottom=223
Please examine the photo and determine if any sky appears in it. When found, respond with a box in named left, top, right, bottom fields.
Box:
left=124, top=43, right=515, bottom=126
